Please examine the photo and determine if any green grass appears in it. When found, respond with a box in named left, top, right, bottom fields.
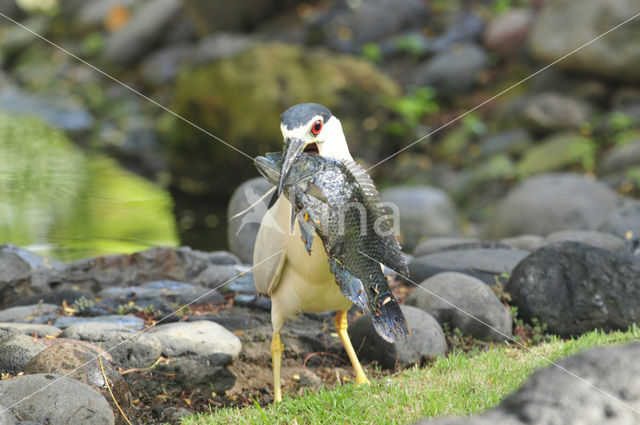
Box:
left=183, top=327, right=640, bottom=425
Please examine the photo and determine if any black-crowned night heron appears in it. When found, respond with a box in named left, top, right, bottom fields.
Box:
left=253, top=103, right=373, bottom=402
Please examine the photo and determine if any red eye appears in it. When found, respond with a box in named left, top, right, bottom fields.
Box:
left=311, top=120, right=322, bottom=135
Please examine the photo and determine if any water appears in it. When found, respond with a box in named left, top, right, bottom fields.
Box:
left=0, top=111, right=179, bottom=261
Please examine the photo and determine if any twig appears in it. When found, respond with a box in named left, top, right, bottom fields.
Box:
left=98, top=342, right=133, bottom=425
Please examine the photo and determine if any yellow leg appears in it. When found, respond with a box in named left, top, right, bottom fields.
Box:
left=335, top=311, right=370, bottom=385
left=270, top=331, right=284, bottom=402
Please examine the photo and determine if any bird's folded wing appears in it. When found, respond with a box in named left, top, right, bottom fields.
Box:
left=253, top=215, right=287, bottom=296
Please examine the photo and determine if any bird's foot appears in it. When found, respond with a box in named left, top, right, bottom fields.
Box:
left=355, top=374, right=370, bottom=385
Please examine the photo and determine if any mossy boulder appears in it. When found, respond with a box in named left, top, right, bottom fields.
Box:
left=164, top=42, right=401, bottom=196
left=516, top=132, right=596, bottom=177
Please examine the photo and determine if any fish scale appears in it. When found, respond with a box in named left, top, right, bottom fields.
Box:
left=255, top=152, right=410, bottom=342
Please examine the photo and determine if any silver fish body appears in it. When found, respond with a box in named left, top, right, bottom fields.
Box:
left=255, top=152, right=410, bottom=342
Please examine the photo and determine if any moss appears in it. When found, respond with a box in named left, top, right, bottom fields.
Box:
left=516, top=132, right=596, bottom=178
left=165, top=43, right=401, bottom=196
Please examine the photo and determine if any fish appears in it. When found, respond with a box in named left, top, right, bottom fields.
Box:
left=255, top=151, right=410, bottom=342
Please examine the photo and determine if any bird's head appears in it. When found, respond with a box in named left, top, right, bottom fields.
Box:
left=276, top=103, right=352, bottom=197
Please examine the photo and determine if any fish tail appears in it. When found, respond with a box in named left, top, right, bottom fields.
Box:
left=371, top=294, right=410, bottom=342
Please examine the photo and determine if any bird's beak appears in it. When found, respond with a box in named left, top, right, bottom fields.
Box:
left=277, top=137, right=305, bottom=198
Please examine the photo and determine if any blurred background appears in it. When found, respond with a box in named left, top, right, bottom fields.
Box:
left=1, top=0, right=639, bottom=261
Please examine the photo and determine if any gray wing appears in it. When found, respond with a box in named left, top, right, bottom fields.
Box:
left=253, top=202, right=287, bottom=296
left=341, top=159, right=409, bottom=276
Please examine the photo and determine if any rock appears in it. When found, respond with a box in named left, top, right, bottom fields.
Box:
left=97, top=280, right=224, bottom=306
left=154, top=405, right=193, bottom=423
left=0, top=373, right=114, bottom=425
left=0, top=334, right=45, bottom=374
left=0, top=401, right=17, bottom=425
left=0, top=304, right=58, bottom=324
left=0, top=323, right=61, bottom=338
left=428, top=13, right=485, bottom=54
left=0, top=86, right=93, bottom=133
left=506, top=241, right=640, bottom=335
left=181, top=0, right=299, bottom=34
left=599, top=202, right=640, bottom=239
left=192, top=33, right=255, bottom=65
left=408, top=248, right=529, bottom=286
left=169, top=42, right=400, bottom=197
left=348, top=306, right=446, bottom=369
left=516, top=132, right=595, bottom=176
left=413, top=342, right=640, bottom=425
left=478, top=128, right=533, bottom=159
left=149, top=320, right=241, bottom=363
left=380, top=186, right=459, bottom=251
left=522, top=93, right=592, bottom=133
left=227, top=177, right=274, bottom=263
left=600, top=140, right=640, bottom=174
left=60, top=322, right=161, bottom=369
left=483, top=9, right=534, bottom=57
left=543, top=230, right=625, bottom=251
left=10, top=289, right=90, bottom=307
left=0, top=0, right=22, bottom=20
left=306, top=0, right=427, bottom=52
left=529, top=0, right=640, bottom=84
left=410, top=43, right=488, bottom=98
left=154, top=357, right=236, bottom=391
left=54, top=315, right=146, bottom=330
left=24, top=343, right=133, bottom=425
left=75, top=0, right=139, bottom=33
left=192, top=263, right=254, bottom=290
left=500, top=235, right=544, bottom=251
left=0, top=244, right=62, bottom=309
left=484, top=173, right=621, bottom=238
left=102, top=0, right=182, bottom=65
left=0, top=16, right=49, bottom=56
left=62, top=246, right=239, bottom=294
left=405, top=272, right=512, bottom=341
left=139, top=43, right=192, bottom=85
left=413, top=237, right=480, bottom=257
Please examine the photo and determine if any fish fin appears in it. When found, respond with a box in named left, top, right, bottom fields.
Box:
left=329, top=258, right=368, bottom=310
left=340, top=159, right=409, bottom=276
left=307, top=182, right=329, bottom=203
left=297, top=211, right=315, bottom=255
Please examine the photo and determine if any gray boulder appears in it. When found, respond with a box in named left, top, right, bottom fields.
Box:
left=529, top=0, right=640, bottom=84
left=348, top=306, right=446, bottom=369
left=0, top=374, right=114, bottom=425
left=149, top=320, right=241, bottom=362
left=0, top=323, right=61, bottom=338
left=500, top=234, right=544, bottom=251
left=506, top=241, right=640, bottom=336
left=522, top=92, right=592, bottom=133
left=543, top=230, right=625, bottom=251
left=408, top=248, right=529, bottom=286
left=413, top=237, right=479, bottom=257
left=0, top=401, right=17, bottom=425
left=97, top=280, right=223, bottom=306
left=414, top=342, right=640, bottom=424
left=60, top=322, right=161, bottom=369
left=380, top=186, right=459, bottom=251
left=0, top=334, right=45, bottom=375
left=484, top=173, right=621, bottom=238
left=25, top=343, right=132, bottom=425
left=410, top=43, right=488, bottom=97
left=406, top=272, right=512, bottom=341
left=101, top=0, right=182, bottom=65
left=54, top=315, right=145, bottom=330
left=483, top=9, right=534, bottom=57
left=0, top=304, right=58, bottom=324
left=600, top=140, right=640, bottom=174
left=599, top=201, right=640, bottom=239
left=227, top=177, right=274, bottom=263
